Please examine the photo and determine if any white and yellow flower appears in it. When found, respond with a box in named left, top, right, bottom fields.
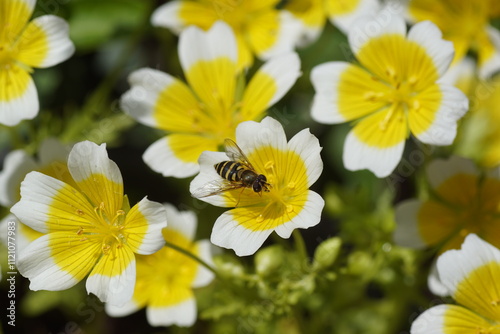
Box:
left=285, top=0, right=381, bottom=46
left=411, top=234, right=500, bottom=333
left=407, top=0, right=500, bottom=78
left=106, top=204, right=214, bottom=327
left=120, top=21, right=301, bottom=178
left=190, top=117, right=324, bottom=256
left=311, top=14, right=469, bottom=177
left=10, top=141, right=167, bottom=306
left=0, top=0, right=75, bottom=126
left=151, top=0, right=300, bottom=70
left=394, top=156, right=500, bottom=253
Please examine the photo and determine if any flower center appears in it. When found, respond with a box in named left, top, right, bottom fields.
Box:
left=76, top=202, right=128, bottom=254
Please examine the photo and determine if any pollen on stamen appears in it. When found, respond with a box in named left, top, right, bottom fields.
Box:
left=76, top=209, right=85, bottom=216
left=287, top=181, right=296, bottom=190
left=491, top=300, right=500, bottom=306
left=256, top=215, right=264, bottom=223
left=265, top=161, right=274, bottom=170
left=286, top=205, right=294, bottom=213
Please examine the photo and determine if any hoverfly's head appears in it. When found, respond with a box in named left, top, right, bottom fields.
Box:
left=253, top=174, right=271, bottom=194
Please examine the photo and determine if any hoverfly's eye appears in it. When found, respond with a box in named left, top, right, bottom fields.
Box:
left=253, top=183, right=262, bottom=193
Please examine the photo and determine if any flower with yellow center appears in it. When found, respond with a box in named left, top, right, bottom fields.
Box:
left=10, top=141, right=167, bottom=306
left=150, top=0, right=300, bottom=70
left=394, top=156, right=500, bottom=254
left=106, top=204, right=214, bottom=327
left=0, top=138, right=73, bottom=251
left=0, top=0, right=75, bottom=126
left=446, top=59, right=500, bottom=168
left=190, top=117, right=324, bottom=256
left=411, top=234, right=500, bottom=334
left=285, top=0, right=380, bottom=46
left=120, top=21, right=301, bottom=178
left=311, top=14, right=469, bottom=177
left=407, top=0, right=500, bottom=78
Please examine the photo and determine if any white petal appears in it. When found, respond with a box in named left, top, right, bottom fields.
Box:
left=235, top=117, right=287, bottom=156
left=348, top=13, right=406, bottom=57
left=192, top=239, right=215, bottom=288
left=17, top=234, right=79, bottom=291
left=407, top=21, right=454, bottom=78
left=120, top=68, right=176, bottom=128
left=257, top=11, right=302, bottom=60
left=343, top=131, right=405, bottom=178
left=189, top=151, right=230, bottom=207
left=146, top=298, right=197, bottom=327
left=478, top=26, right=500, bottom=79
left=427, top=260, right=451, bottom=297
left=10, top=171, right=65, bottom=233
left=274, top=190, right=324, bottom=238
left=143, top=136, right=200, bottom=178
left=414, top=85, right=468, bottom=146
left=150, top=1, right=183, bottom=33
left=179, top=21, right=237, bottom=73
left=86, top=260, right=136, bottom=306
left=28, top=15, right=75, bottom=68
left=132, top=197, right=167, bottom=255
left=211, top=211, right=274, bottom=256
left=425, top=156, right=477, bottom=190
left=254, top=52, right=301, bottom=107
left=68, top=141, right=122, bottom=185
left=0, top=75, right=38, bottom=126
left=310, top=62, right=351, bottom=124
left=437, top=234, right=500, bottom=296
left=330, top=0, right=381, bottom=34
left=164, top=203, right=197, bottom=241
left=393, top=199, right=427, bottom=249
left=287, top=128, right=323, bottom=186
left=105, top=299, right=140, bottom=317
left=410, top=304, right=447, bottom=334
left=0, top=150, right=37, bottom=207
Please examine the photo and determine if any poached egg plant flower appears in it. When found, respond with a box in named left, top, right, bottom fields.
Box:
left=0, top=0, right=75, bottom=126
left=310, top=14, right=469, bottom=177
left=10, top=141, right=167, bottom=306
left=411, top=234, right=500, bottom=334
left=106, top=204, right=214, bottom=327
left=150, top=0, right=300, bottom=70
left=190, top=117, right=324, bottom=256
left=394, top=156, right=500, bottom=254
left=120, top=21, right=300, bottom=178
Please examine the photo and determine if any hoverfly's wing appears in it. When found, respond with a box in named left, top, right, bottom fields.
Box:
left=224, top=139, right=255, bottom=170
left=191, top=178, right=244, bottom=198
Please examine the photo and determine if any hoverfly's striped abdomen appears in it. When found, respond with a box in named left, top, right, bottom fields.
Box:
left=215, top=161, right=244, bottom=182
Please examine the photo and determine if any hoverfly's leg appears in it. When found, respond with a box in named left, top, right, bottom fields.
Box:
left=235, top=187, right=246, bottom=207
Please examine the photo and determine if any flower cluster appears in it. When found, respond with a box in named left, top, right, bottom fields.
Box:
left=3, top=0, right=500, bottom=331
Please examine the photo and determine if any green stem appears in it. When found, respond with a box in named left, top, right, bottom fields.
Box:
left=293, top=230, right=307, bottom=260
left=164, top=241, right=219, bottom=277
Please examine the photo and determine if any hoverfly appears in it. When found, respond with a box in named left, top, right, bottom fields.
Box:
left=191, top=139, right=271, bottom=199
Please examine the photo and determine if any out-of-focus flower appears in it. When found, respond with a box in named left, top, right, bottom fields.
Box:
left=10, top=141, right=167, bottom=306
left=0, top=0, right=75, bottom=126
left=150, top=0, right=300, bottom=69
left=394, top=156, right=500, bottom=253
left=446, top=60, right=500, bottom=168
left=310, top=14, right=468, bottom=177
left=120, top=22, right=300, bottom=178
left=407, top=0, right=500, bottom=78
left=190, top=117, right=324, bottom=256
left=285, top=0, right=380, bottom=46
left=106, top=204, right=214, bottom=327
left=411, top=234, right=500, bottom=334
